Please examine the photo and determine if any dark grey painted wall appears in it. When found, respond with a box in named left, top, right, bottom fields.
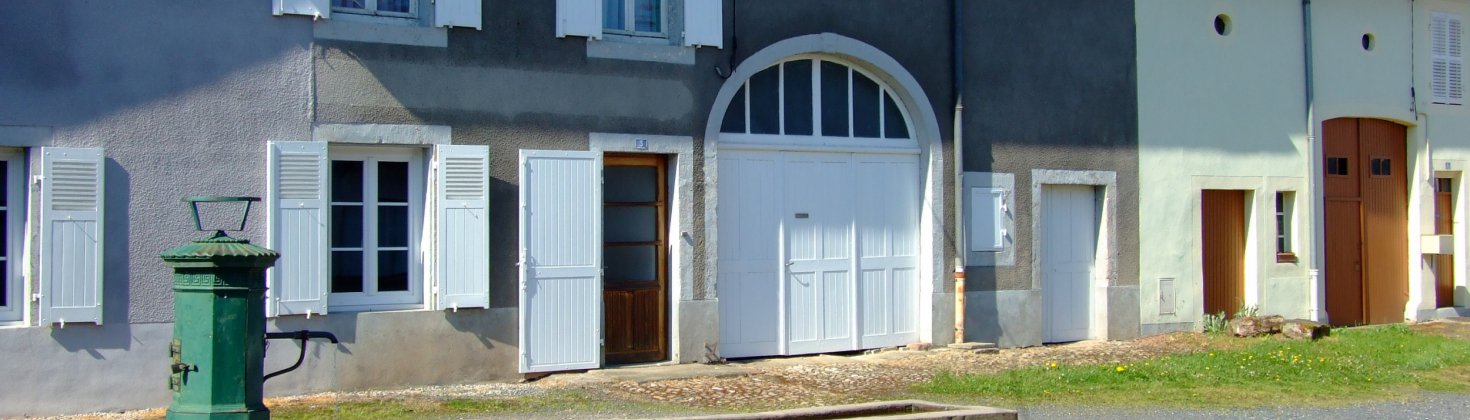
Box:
left=961, top=0, right=1141, bottom=292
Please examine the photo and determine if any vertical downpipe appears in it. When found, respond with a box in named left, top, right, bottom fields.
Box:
left=952, top=0, right=967, bottom=344
left=1303, top=0, right=1326, bottom=322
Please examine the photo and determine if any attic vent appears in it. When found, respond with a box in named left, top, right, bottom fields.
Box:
left=443, top=156, right=486, bottom=200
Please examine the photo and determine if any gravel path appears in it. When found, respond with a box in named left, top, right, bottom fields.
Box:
left=1019, top=392, right=1470, bottom=419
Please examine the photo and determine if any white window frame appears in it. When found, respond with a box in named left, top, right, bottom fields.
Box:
left=332, top=0, right=418, bottom=19
left=0, top=150, right=25, bottom=325
left=327, top=146, right=426, bottom=311
left=604, top=0, right=668, bottom=39
left=1275, top=191, right=1295, bottom=257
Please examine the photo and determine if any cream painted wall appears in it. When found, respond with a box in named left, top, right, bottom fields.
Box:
left=1415, top=0, right=1470, bottom=317
left=1137, top=0, right=1311, bottom=329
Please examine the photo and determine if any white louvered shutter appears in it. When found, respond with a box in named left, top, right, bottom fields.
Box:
left=519, top=150, right=603, bottom=373
left=683, top=0, right=723, bottom=48
left=38, top=147, right=104, bottom=326
left=274, top=0, right=331, bottom=19
left=1434, top=12, right=1464, bottom=105
left=435, top=0, right=483, bottom=30
left=436, top=145, right=491, bottom=310
left=556, top=0, right=603, bottom=39
left=268, top=142, right=330, bottom=317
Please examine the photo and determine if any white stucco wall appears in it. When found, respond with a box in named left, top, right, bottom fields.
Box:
left=1136, top=0, right=1312, bottom=330
left=1414, top=0, right=1470, bottom=318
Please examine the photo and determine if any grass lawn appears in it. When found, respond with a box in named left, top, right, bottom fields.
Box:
left=268, top=390, right=710, bottom=420
left=919, top=324, right=1470, bottom=408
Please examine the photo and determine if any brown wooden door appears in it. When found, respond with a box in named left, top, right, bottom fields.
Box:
left=1322, top=118, right=1408, bottom=326
left=1202, top=190, right=1247, bottom=317
left=602, top=154, right=668, bottom=364
left=1436, top=178, right=1455, bottom=308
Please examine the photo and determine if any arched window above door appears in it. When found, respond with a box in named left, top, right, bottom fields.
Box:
left=720, top=58, right=911, bottom=140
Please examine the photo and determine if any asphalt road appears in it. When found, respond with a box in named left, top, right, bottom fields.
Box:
left=1018, top=392, right=1470, bottom=419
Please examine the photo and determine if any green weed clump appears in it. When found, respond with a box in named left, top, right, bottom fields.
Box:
left=921, top=324, right=1470, bottom=407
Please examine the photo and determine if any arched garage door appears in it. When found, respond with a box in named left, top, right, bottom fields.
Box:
left=717, top=57, right=921, bottom=358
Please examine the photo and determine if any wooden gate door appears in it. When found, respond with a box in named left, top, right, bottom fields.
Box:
left=1322, top=118, right=1408, bottom=326
left=603, top=154, right=668, bottom=364
left=1201, top=190, right=1246, bottom=317
left=1435, top=178, right=1455, bottom=308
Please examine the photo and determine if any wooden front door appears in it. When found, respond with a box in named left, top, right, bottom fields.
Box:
left=1436, top=178, right=1455, bottom=308
left=1201, top=190, right=1246, bottom=317
left=1322, top=118, right=1408, bottom=326
left=602, top=154, right=668, bottom=364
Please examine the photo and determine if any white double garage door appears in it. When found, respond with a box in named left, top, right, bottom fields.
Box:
left=717, top=149, right=921, bottom=358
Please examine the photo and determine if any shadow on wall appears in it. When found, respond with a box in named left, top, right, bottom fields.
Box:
left=963, top=266, right=1003, bottom=345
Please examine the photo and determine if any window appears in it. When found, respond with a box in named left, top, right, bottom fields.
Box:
left=721, top=59, right=912, bottom=140
left=1433, top=12, right=1464, bottom=105
left=604, top=0, right=663, bottom=37
left=333, top=0, right=415, bottom=18
left=1371, top=157, right=1392, bottom=177
left=328, top=147, right=424, bottom=310
left=268, top=139, right=491, bottom=316
left=0, top=152, right=23, bottom=324
left=1326, top=157, right=1350, bottom=176
left=1276, top=191, right=1296, bottom=262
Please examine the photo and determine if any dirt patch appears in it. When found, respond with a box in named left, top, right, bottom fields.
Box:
left=1411, top=318, right=1470, bottom=341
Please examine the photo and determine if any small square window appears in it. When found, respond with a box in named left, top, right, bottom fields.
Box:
left=1326, top=157, right=1350, bottom=176
left=1370, top=157, right=1391, bottom=177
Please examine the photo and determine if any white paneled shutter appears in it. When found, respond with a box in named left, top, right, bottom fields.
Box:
left=38, top=147, right=105, bottom=326
left=683, top=0, right=723, bottom=48
left=273, top=0, right=331, bottom=19
left=968, top=187, right=1005, bottom=252
left=1434, top=12, right=1464, bottom=105
left=435, top=0, right=483, bottom=30
left=268, top=141, right=330, bottom=317
left=556, top=0, right=603, bottom=39
left=518, top=150, right=603, bottom=373
left=436, top=145, right=491, bottom=310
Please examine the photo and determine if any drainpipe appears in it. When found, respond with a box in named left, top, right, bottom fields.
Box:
left=952, top=0, right=967, bottom=345
left=1303, top=0, right=1325, bottom=323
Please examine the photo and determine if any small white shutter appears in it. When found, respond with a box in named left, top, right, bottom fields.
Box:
left=268, top=141, right=330, bottom=317
left=683, top=0, right=723, bottom=48
left=38, top=147, right=105, bottom=325
left=436, top=145, right=491, bottom=310
left=519, top=150, right=603, bottom=373
left=968, top=187, right=1005, bottom=252
left=556, top=0, right=603, bottom=39
left=435, top=0, right=483, bottom=30
left=274, top=0, right=331, bottom=19
left=1433, top=12, right=1464, bottom=105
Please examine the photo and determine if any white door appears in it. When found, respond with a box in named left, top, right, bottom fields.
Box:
left=854, top=154, right=921, bottom=349
left=784, top=152, right=856, bottom=355
left=1041, top=185, right=1097, bottom=343
left=519, top=150, right=603, bottom=373
left=716, top=151, right=784, bottom=358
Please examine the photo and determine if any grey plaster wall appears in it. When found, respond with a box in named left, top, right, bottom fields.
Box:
left=960, top=0, right=1140, bottom=295
left=0, top=1, right=313, bottom=415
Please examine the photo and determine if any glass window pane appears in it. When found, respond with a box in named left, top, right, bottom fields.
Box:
left=334, top=0, right=365, bottom=9
left=783, top=60, right=813, bottom=136
left=332, top=160, right=363, bottom=203
left=605, top=206, right=657, bottom=243
left=604, top=167, right=657, bottom=202
left=378, top=250, right=410, bottom=292
left=0, top=210, right=6, bottom=258
left=852, top=72, right=880, bottom=138
left=0, top=259, right=5, bottom=304
left=379, top=0, right=411, bottom=14
left=331, top=205, right=363, bottom=248
left=605, top=245, right=656, bottom=281
left=721, top=87, right=747, bottom=133
left=603, top=0, right=625, bottom=30
left=0, top=160, right=8, bottom=207
left=749, top=66, right=781, bottom=135
left=378, top=205, right=409, bottom=247
left=378, top=161, right=409, bottom=203
left=634, top=0, right=661, bottom=32
left=331, top=251, right=364, bottom=293
left=821, top=61, right=849, bottom=137
left=883, top=91, right=909, bottom=139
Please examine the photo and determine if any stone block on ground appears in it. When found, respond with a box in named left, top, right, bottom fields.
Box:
left=905, top=342, right=932, bottom=351
left=1261, top=315, right=1286, bottom=333
left=1282, top=319, right=1330, bottom=340
left=1229, top=316, right=1262, bottom=337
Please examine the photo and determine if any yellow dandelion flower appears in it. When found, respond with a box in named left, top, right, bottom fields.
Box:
left=1116, top=366, right=1126, bottom=373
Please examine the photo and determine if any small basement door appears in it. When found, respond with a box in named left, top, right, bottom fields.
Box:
left=1041, top=185, right=1097, bottom=343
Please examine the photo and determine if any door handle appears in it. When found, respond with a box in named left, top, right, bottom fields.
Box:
left=786, top=261, right=795, bottom=267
